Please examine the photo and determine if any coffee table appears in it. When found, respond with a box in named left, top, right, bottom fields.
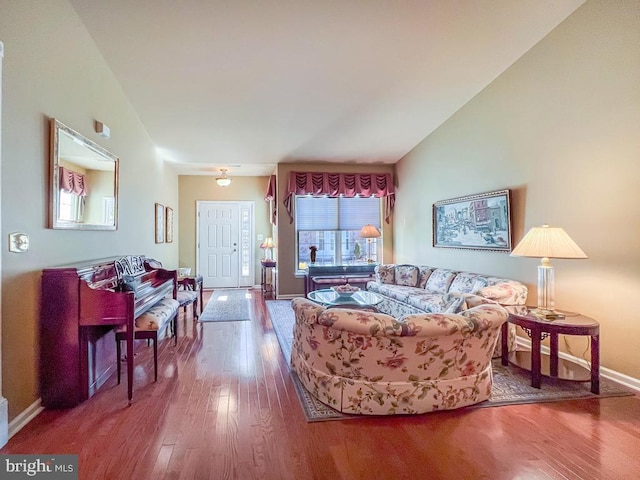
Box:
left=502, top=306, right=600, bottom=394
left=307, top=289, right=383, bottom=310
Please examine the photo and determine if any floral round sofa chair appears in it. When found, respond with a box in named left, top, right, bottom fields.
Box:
left=290, top=297, right=508, bottom=415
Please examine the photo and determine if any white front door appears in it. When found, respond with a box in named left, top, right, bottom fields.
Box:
left=197, top=201, right=254, bottom=289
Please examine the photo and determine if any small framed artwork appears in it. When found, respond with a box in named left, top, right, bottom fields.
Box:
left=433, top=189, right=512, bottom=252
left=155, top=203, right=165, bottom=244
left=165, top=206, right=174, bottom=243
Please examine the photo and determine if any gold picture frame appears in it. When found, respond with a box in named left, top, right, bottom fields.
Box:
left=155, top=203, right=165, bottom=243
left=165, top=206, right=174, bottom=243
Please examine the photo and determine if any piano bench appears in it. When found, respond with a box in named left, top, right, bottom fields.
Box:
left=177, top=290, right=199, bottom=320
left=116, top=297, right=179, bottom=384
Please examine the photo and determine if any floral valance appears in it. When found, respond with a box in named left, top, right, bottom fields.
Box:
left=59, top=166, right=88, bottom=196
left=283, top=171, right=395, bottom=224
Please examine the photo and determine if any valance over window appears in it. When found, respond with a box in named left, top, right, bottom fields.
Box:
left=283, top=171, right=395, bottom=224
left=59, top=166, right=88, bottom=196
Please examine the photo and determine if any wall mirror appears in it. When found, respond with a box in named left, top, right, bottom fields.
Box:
left=49, top=118, right=119, bottom=230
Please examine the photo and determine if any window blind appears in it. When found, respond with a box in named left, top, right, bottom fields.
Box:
left=295, top=196, right=381, bottom=231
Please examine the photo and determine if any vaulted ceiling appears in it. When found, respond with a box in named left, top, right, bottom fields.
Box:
left=69, top=0, right=584, bottom=177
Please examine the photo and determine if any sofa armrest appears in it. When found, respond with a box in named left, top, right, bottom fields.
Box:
left=399, top=303, right=507, bottom=336
left=291, top=297, right=325, bottom=325
left=477, top=280, right=528, bottom=305
left=317, top=308, right=402, bottom=336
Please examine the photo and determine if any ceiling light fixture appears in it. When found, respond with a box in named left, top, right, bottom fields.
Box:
left=216, top=168, right=231, bottom=187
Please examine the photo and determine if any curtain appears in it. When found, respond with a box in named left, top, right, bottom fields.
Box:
left=59, top=166, right=88, bottom=196
left=264, top=174, right=277, bottom=225
left=283, top=171, right=395, bottom=223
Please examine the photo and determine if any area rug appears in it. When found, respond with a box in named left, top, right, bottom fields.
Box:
left=266, top=300, right=634, bottom=422
left=199, top=288, right=251, bottom=322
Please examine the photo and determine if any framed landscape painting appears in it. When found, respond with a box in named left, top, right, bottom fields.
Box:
left=433, top=189, right=512, bottom=252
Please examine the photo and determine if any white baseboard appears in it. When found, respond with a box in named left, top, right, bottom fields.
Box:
left=8, top=398, right=43, bottom=440
left=273, top=294, right=297, bottom=300
left=515, top=337, right=640, bottom=393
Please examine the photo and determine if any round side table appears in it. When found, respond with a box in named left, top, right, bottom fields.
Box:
left=501, top=307, right=600, bottom=394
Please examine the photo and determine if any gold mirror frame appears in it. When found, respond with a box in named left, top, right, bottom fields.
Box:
left=49, top=119, right=119, bottom=230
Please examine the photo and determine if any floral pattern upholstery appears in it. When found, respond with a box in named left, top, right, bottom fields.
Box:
left=394, top=264, right=419, bottom=287
left=290, top=297, right=508, bottom=415
left=424, top=269, right=456, bottom=292
left=135, top=298, right=179, bottom=331
left=375, top=264, right=396, bottom=284
left=369, top=264, right=528, bottom=358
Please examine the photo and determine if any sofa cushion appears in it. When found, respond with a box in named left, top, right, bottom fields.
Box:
left=417, top=266, right=434, bottom=288
left=367, top=282, right=415, bottom=303
left=424, top=269, right=456, bottom=293
left=405, top=290, right=464, bottom=313
left=394, top=264, right=419, bottom=287
left=375, top=264, right=396, bottom=284
left=449, top=273, right=488, bottom=294
left=478, top=278, right=529, bottom=305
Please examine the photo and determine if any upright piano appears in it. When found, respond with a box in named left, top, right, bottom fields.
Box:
left=40, top=256, right=176, bottom=408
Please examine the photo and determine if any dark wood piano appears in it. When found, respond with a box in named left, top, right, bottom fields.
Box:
left=40, top=255, right=177, bottom=408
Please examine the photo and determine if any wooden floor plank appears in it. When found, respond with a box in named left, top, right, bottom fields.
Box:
left=3, top=288, right=640, bottom=479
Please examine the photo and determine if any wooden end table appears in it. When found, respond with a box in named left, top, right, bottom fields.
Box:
left=501, top=307, right=600, bottom=394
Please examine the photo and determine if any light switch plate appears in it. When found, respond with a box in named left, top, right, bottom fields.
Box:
left=9, top=232, right=29, bottom=253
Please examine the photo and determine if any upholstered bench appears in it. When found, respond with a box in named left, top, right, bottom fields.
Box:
left=116, top=297, right=179, bottom=383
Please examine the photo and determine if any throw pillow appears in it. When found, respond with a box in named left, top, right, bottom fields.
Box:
left=442, top=293, right=466, bottom=314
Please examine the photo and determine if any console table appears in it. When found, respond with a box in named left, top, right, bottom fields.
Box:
left=304, top=264, right=376, bottom=295
left=502, top=307, right=600, bottom=394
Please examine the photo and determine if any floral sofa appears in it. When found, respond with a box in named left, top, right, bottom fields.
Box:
left=291, top=297, right=509, bottom=415
left=367, top=264, right=528, bottom=357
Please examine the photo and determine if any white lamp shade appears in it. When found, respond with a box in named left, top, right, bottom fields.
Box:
left=510, top=225, right=587, bottom=259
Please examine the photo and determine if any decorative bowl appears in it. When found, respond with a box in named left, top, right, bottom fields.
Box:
left=331, top=284, right=360, bottom=298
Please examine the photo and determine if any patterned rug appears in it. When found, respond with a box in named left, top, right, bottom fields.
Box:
left=199, top=289, right=251, bottom=322
left=266, top=300, right=634, bottom=422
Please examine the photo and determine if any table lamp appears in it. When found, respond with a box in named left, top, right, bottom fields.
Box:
left=260, top=237, right=275, bottom=260
left=510, top=224, right=587, bottom=317
left=360, top=224, right=381, bottom=263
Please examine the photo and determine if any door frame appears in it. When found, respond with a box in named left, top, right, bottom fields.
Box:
left=195, top=200, right=255, bottom=288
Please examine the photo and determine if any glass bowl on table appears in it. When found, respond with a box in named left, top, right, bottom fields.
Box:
left=331, top=284, right=361, bottom=299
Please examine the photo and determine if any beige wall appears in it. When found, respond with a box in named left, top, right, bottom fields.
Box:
left=0, top=0, right=179, bottom=420
left=275, top=163, right=395, bottom=296
left=178, top=175, right=272, bottom=286
left=395, top=0, right=640, bottom=378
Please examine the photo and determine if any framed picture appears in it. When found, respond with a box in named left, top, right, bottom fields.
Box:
left=433, top=189, right=512, bottom=252
left=155, top=203, right=165, bottom=244
left=165, top=206, right=174, bottom=243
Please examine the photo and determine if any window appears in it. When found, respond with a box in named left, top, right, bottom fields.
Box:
left=295, top=195, right=382, bottom=269
left=58, top=189, right=82, bottom=222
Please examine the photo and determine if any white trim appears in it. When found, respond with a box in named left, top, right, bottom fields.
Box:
left=515, top=337, right=640, bottom=393
left=8, top=398, right=44, bottom=440
left=275, top=294, right=298, bottom=300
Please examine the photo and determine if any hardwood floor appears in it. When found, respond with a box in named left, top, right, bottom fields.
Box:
left=4, top=289, right=640, bottom=479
